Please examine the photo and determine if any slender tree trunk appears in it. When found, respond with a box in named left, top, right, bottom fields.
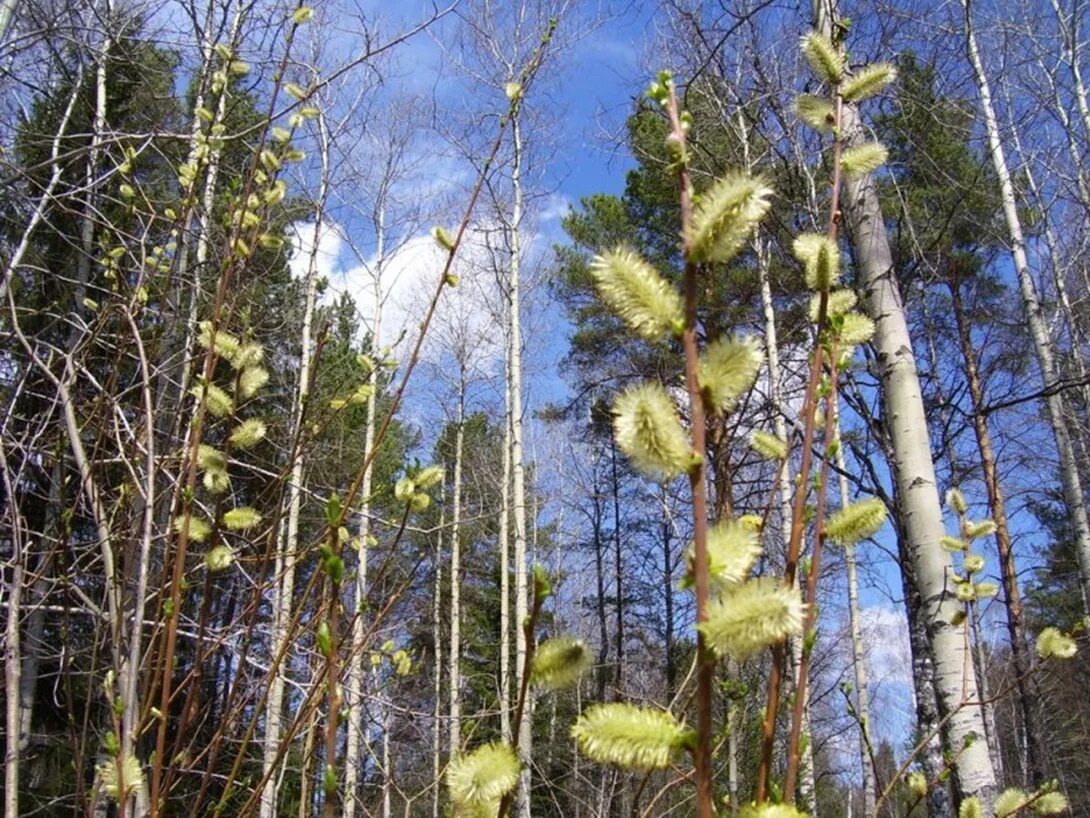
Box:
left=433, top=495, right=445, bottom=818
left=592, top=468, right=609, bottom=702
left=500, top=333, right=513, bottom=744
left=949, top=279, right=1044, bottom=784
left=961, top=0, right=1090, bottom=617
left=815, top=0, right=998, bottom=807
left=345, top=187, right=386, bottom=818
left=509, top=115, right=532, bottom=818
left=260, top=124, right=329, bottom=818
left=448, top=377, right=466, bottom=758
left=609, top=433, right=624, bottom=697
left=661, top=489, right=675, bottom=693
left=3, top=480, right=22, bottom=818
left=832, top=428, right=877, bottom=814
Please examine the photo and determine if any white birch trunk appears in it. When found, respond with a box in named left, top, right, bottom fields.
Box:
left=345, top=189, right=386, bottom=818
left=260, top=118, right=330, bottom=818
left=433, top=495, right=444, bottom=818
left=448, top=381, right=466, bottom=758
left=500, top=333, right=513, bottom=745
left=509, top=114, right=532, bottom=818
left=815, top=0, right=998, bottom=806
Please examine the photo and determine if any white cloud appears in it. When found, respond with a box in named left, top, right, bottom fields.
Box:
left=289, top=220, right=345, bottom=283
left=325, top=222, right=508, bottom=372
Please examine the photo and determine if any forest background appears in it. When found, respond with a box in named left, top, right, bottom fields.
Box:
left=1, top=0, right=1088, bottom=817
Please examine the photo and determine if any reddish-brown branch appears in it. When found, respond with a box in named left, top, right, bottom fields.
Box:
left=664, top=82, right=715, bottom=818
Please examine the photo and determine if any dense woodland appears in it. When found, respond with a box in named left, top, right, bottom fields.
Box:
left=1, top=0, right=1090, bottom=817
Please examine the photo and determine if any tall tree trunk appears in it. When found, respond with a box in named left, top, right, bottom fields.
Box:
left=433, top=495, right=445, bottom=818
left=500, top=332, right=513, bottom=744
left=448, top=376, right=466, bottom=759
left=815, top=0, right=998, bottom=807
left=834, top=433, right=877, bottom=814
left=661, top=488, right=675, bottom=694
left=961, top=0, right=1090, bottom=617
left=609, top=432, right=624, bottom=697
left=3, top=455, right=23, bottom=818
left=509, top=115, right=532, bottom=818
left=345, top=180, right=386, bottom=818
left=260, top=123, right=329, bottom=818
left=949, top=279, right=1044, bottom=784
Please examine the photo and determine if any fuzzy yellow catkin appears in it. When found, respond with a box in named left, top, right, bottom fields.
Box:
left=682, top=519, right=762, bottom=591
left=222, top=506, right=261, bottom=531
left=205, top=544, right=235, bottom=572
left=687, top=173, right=773, bottom=264
left=1033, top=792, right=1069, bottom=815
left=198, top=443, right=226, bottom=471
left=840, top=63, right=898, bottom=103
left=698, top=336, right=762, bottom=414
left=994, top=789, right=1027, bottom=818
left=612, top=382, right=695, bottom=480
left=796, top=94, right=836, bottom=132
left=740, top=804, right=809, bottom=818
left=810, top=288, right=858, bottom=322
left=1036, top=626, right=1077, bottom=660
left=699, top=577, right=805, bottom=659
left=96, top=754, right=144, bottom=801
left=173, top=514, right=211, bottom=543
left=239, top=366, right=269, bottom=400
left=793, top=232, right=840, bottom=290
left=940, top=535, right=968, bottom=552
left=571, top=703, right=693, bottom=770
left=964, top=519, right=997, bottom=541
left=838, top=312, right=876, bottom=345
left=750, top=429, right=788, bottom=461
left=193, top=382, right=234, bottom=417
left=230, top=418, right=267, bottom=449
left=840, top=142, right=889, bottom=178
left=960, top=797, right=983, bottom=818
left=447, top=742, right=520, bottom=807
left=531, top=636, right=593, bottom=690
left=590, top=248, right=684, bottom=340
left=825, top=497, right=887, bottom=545
left=800, top=31, right=844, bottom=85
left=946, top=487, right=968, bottom=514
